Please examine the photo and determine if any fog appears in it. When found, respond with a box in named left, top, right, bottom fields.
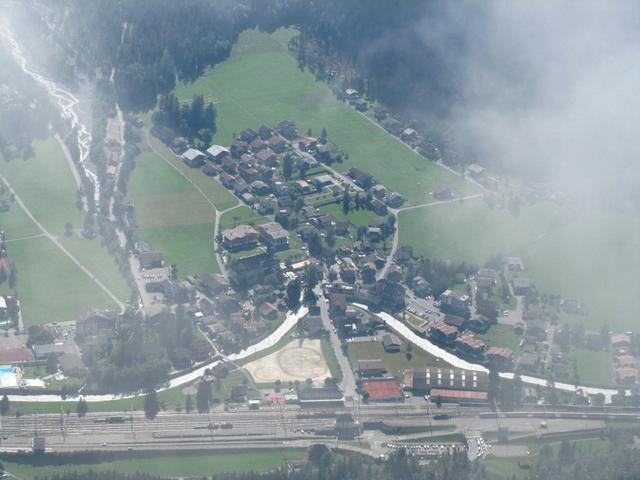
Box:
left=418, top=1, right=640, bottom=203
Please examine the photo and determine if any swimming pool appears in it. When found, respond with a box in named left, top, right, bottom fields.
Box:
left=0, top=365, right=18, bottom=388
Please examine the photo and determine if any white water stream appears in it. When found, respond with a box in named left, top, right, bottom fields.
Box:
left=0, top=23, right=100, bottom=206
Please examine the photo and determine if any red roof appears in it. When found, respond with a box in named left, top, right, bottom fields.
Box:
left=430, top=388, right=488, bottom=401
left=363, top=379, right=403, bottom=401
left=0, top=347, right=33, bottom=363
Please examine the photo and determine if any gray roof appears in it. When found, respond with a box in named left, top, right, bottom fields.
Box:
left=259, top=222, right=289, bottom=240
left=182, top=148, right=205, bottom=161
left=206, top=145, right=229, bottom=157
left=223, top=224, right=258, bottom=241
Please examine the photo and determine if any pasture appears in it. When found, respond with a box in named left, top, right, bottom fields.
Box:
left=127, top=151, right=226, bottom=276
left=0, top=138, right=129, bottom=324
left=175, top=28, right=476, bottom=206
left=0, top=449, right=306, bottom=479
left=400, top=198, right=640, bottom=331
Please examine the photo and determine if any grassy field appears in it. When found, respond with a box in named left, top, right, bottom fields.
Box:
left=1, top=237, right=117, bottom=325
left=127, top=151, right=226, bottom=276
left=317, top=202, right=379, bottom=229
left=571, top=347, right=613, bottom=386
left=0, top=138, right=130, bottom=324
left=346, top=338, right=444, bottom=379
left=0, top=449, right=307, bottom=479
left=0, top=137, right=83, bottom=235
left=476, top=325, right=522, bottom=354
left=174, top=28, right=477, bottom=206
left=400, top=199, right=640, bottom=331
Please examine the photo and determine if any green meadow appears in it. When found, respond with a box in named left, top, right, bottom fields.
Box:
left=175, top=29, right=476, bottom=206
left=0, top=138, right=129, bottom=325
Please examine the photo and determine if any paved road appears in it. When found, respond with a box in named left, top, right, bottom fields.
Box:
left=315, top=286, right=357, bottom=398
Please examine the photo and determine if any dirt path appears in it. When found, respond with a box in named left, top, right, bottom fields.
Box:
left=0, top=174, right=125, bottom=313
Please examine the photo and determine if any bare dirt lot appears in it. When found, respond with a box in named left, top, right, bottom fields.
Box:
left=244, top=338, right=329, bottom=384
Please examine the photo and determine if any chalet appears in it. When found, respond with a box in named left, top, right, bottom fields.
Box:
left=259, top=222, right=289, bottom=250
left=433, top=186, right=452, bottom=200
left=347, top=168, right=375, bottom=189
left=369, top=198, right=388, bottom=216
left=371, top=184, right=388, bottom=199
left=345, top=88, right=359, bottom=98
left=440, top=289, right=470, bottom=311
left=181, top=148, right=206, bottom=168
left=250, top=137, right=267, bottom=152
left=231, top=140, right=249, bottom=158
left=382, top=333, right=401, bottom=352
left=616, top=367, right=638, bottom=385
left=429, top=321, right=459, bottom=345
left=335, top=221, right=350, bottom=237
left=507, top=256, right=524, bottom=271
left=512, top=277, right=533, bottom=295
left=106, top=164, right=117, bottom=178
left=486, top=347, right=514, bottom=368
left=202, top=163, right=218, bottom=176
left=382, top=118, right=403, bottom=135
left=298, top=137, right=318, bottom=152
left=238, top=164, right=261, bottom=183
left=228, top=252, right=274, bottom=289
left=314, top=213, right=334, bottom=229
left=467, top=163, right=485, bottom=179
left=301, top=206, right=318, bottom=219
left=518, top=351, right=539, bottom=373
left=258, top=124, right=274, bottom=139
left=139, top=251, right=163, bottom=270
left=467, top=313, right=491, bottom=333
left=358, top=359, right=386, bottom=378
left=206, top=144, right=230, bottom=162
left=59, top=353, right=87, bottom=377
left=200, top=273, right=229, bottom=298
left=241, top=192, right=255, bottom=205
left=294, top=179, right=313, bottom=194
left=222, top=224, right=258, bottom=251
left=352, top=98, right=368, bottom=111
left=385, top=264, right=403, bottom=283
left=412, top=276, right=431, bottom=297
left=444, top=314, right=466, bottom=330
left=297, top=155, right=318, bottom=169
left=367, top=226, right=382, bottom=241
left=340, top=257, right=358, bottom=283
left=360, top=261, right=376, bottom=284
left=76, top=308, right=119, bottom=339
left=277, top=120, right=298, bottom=139
left=221, top=156, right=237, bottom=174
left=250, top=180, right=271, bottom=195
left=611, top=333, right=632, bottom=349
left=526, top=320, right=547, bottom=341
left=395, top=245, right=412, bottom=264
left=455, top=335, right=487, bottom=359
left=312, top=174, right=334, bottom=189
left=257, top=198, right=276, bottom=215
left=385, top=192, right=405, bottom=207
left=329, top=293, right=348, bottom=318
left=561, top=298, right=583, bottom=314
left=240, top=128, right=258, bottom=142
left=258, top=302, right=278, bottom=320
left=267, top=135, right=287, bottom=153
left=418, top=140, right=439, bottom=159
left=401, top=128, right=418, bottom=142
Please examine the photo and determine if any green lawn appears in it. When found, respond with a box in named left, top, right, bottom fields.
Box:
left=400, top=199, right=640, bottom=332
left=174, top=28, right=477, bottom=206
left=398, top=198, right=559, bottom=265
left=481, top=456, right=528, bottom=480
left=218, top=205, right=267, bottom=230
left=321, top=338, right=343, bottom=381
left=0, top=449, right=306, bottom=479
left=2, top=232, right=118, bottom=326
left=317, top=202, right=379, bottom=229
left=346, top=338, right=444, bottom=379
left=571, top=347, right=613, bottom=386
left=0, top=138, right=129, bottom=324
left=477, top=325, right=521, bottom=354
left=0, top=137, right=83, bottom=235
left=127, top=151, right=227, bottom=276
